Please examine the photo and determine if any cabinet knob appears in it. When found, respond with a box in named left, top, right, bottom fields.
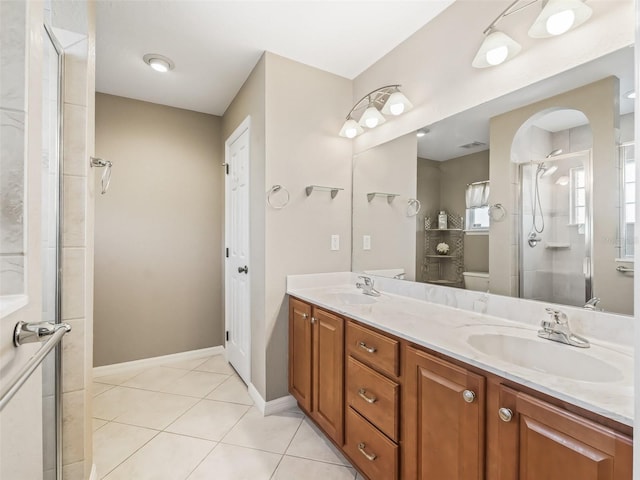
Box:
left=311, top=316, right=316, bottom=324
left=301, top=313, right=308, bottom=319
left=462, top=390, right=476, bottom=403
left=358, top=388, right=377, bottom=404
left=358, top=341, right=377, bottom=354
left=357, top=442, right=377, bottom=461
left=498, top=407, right=513, bottom=422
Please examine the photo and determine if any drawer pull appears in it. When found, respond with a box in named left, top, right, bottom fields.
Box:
left=357, top=442, right=377, bottom=461
left=358, top=341, right=377, bottom=354
left=357, top=388, right=377, bottom=404
left=462, top=389, right=476, bottom=403
left=498, top=407, right=513, bottom=422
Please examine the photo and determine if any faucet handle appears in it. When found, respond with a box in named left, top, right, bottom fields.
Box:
left=358, top=275, right=373, bottom=286
left=545, top=308, right=568, bottom=324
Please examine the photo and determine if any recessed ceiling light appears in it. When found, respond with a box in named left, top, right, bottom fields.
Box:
left=143, top=53, right=175, bottom=73
left=625, top=90, right=636, bottom=99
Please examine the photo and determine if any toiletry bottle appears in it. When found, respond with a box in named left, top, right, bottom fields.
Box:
left=438, top=211, right=448, bottom=229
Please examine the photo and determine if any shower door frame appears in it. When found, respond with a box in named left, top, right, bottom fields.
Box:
left=43, top=22, right=65, bottom=480
left=518, top=149, right=593, bottom=306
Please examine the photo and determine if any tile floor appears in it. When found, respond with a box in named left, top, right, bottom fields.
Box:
left=92, top=354, right=364, bottom=479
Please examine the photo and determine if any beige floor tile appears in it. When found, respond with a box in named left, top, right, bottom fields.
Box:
left=93, top=422, right=157, bottom=479
left=93, top=386, right=198, bottom=429
left=93, top=369, right=146, bottom=386
left=206, top=374, right=253, bottom=405
left=161, top=356, right=211, bottom=370
left=186, top=443, right=281, bottom=480
left=92, top=382, right=115, bottom=397
left=159, top=370, right=229, bottom=398
left=165, top=399, right=249, bottom=441
left=286, top=418, right=351, bottom=465
left=193, top=355, right=236, bottom=375
left=121, top=366, right=189, bottom=391
left=103, top=432, right=214, bottom=480
left=272, top=456, right=356, bottom=480
left=92, top=418, right=108, bottom=432
left=221, top=407, right=303, bottom=454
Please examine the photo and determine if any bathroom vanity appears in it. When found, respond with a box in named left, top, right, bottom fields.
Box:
left=287, top=274, right=633, bottom=480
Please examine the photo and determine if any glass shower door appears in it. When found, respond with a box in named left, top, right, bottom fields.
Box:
left=520, top=151, right=591, bottom=306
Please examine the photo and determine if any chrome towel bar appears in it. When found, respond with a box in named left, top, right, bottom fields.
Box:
left=0, top=322, right=71, bottom=412
left=616, top=265, right=634, bottom=274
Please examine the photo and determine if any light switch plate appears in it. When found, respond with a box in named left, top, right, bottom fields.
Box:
left=363, top=235, right=371, bottom=250
left=331, top=235, right=340, bottom=251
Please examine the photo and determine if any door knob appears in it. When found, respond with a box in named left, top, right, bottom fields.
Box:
left=238, top=265, right=248, bottom=274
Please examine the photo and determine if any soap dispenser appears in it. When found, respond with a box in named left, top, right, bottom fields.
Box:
left=438, top=211, right=448, bottom=229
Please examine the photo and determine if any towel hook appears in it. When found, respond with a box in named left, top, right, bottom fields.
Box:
left=90, top=157, right=113, bottom=195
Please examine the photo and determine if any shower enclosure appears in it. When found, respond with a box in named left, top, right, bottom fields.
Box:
left=520, top=150, right=592, bottom=306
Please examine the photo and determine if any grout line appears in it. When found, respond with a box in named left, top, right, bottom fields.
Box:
left=98, top=428, right=162, bottom=479
left=181, top=441, right=220, bottom=480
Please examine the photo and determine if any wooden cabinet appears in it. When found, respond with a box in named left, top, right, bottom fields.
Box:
left=288, top=297, right=632, bottom=480
left=288, top=298, right=344, bottom=444
left=403, top=346, right=485, bottom=480
left=492, top=385, right=632, bottom=480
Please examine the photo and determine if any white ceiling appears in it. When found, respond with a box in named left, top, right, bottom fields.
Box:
left=417, top=46, right=635, bottom=161
left=96, top=0, right=454, bottom=116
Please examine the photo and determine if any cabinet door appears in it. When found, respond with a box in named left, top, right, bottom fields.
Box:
left=403, top=346, right=485, bottom=480
left=311, top=307, right=344, bottom=444
left=495, top=386, right=632, bottom=480
left=289, top=298, right=312, bottom=412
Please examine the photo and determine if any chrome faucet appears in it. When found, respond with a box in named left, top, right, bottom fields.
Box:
left=538, top=308, right=590, bottom=348
left=356, top=276, right=381, bottom=297
left=583, top=297, right=602, bottom=311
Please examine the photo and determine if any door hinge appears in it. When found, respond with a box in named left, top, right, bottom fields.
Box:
left=226, top=330, right=229, bottom=341
left=225, top=163, right=229, bottom=175
left=225, top=248, right=229, bottom=258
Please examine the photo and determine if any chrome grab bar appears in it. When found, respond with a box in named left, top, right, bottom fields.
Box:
left=0, top=322, right=71, bottom=412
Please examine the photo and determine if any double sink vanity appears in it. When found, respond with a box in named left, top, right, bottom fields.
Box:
left=286, top=272, right=633, bottom=480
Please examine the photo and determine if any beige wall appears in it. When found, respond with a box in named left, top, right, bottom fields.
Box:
left=94, top=94, right=224, bottom=366
left=489, top=77, right=632, bottom=315
left=438, top=150, right=490, bottom=274
left=264, top=53, right=352, bottom=400
left=352, top=0, right=633, bottom=154
left=416, top=158, right=441, bottom=280
left=353, top=133, right=417, bottom=280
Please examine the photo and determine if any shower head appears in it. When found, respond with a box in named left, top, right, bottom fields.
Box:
left=536, top=162, right=558, bottom=178
left=546, top=149, right=563, bottom=158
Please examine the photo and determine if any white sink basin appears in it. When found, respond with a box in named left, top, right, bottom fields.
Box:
left=466, top=333, right=624, bottom=383
left=327, top=292, right=378, bottom=305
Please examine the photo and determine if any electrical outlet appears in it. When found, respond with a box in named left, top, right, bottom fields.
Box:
left=331, top=235, right=340, bottom=251
left=363, top=235, right=371, bottom=250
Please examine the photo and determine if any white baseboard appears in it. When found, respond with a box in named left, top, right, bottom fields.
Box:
left=93, top=346, right=225, bottom=377
left=89, top=463, right=97, bottom=480
left=248, top=383, right=297, bottom=416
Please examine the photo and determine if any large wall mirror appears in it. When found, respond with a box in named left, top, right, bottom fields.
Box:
left=352, top=45, right=634, bottom=316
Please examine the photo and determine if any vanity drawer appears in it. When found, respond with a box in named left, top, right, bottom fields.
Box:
left=346, top=321, right=399, bottom=377
left=346, top=356, right=399, bottom=441
left=345, top=406, right=398, bottom=480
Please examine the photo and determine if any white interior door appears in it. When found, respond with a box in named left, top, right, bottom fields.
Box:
left=224, top=117, right=251, bottom=385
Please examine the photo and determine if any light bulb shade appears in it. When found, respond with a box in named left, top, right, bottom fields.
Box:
left=472, top=30, right=521, bottom=68
left=339, top=118, right=364, bottom=138
left=381, top=91, right=413, bottom=116
left=528, top=0, right=592, bottom=38
left=359, top=106, right=386, bottom=129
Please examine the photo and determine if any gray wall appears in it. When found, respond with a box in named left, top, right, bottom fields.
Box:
left=416, top=158, right=441, bottom=279
left=94, top=93, right=224, bottom=366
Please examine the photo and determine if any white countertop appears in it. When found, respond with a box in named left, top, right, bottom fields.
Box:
left=287, top=281, right=634, bottom=427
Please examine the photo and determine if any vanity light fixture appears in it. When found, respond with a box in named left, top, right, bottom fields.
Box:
left=472, top=0, right=593, bottom=69
left=143, top=53, right=175, bottom=73
left=339, top=85, right=413, bottom=138
left=528, top=0, right=592, bottom=38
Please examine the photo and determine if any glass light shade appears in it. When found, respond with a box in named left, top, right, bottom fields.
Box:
left=528, top=0, right=592, bottom=38
left=472, top=30, right=521, bottom=68
left=359, top=106, right=386, bottom=129
left=381, top=91, right=413, bottom=116
left=339, top=118, right=364, bottom=138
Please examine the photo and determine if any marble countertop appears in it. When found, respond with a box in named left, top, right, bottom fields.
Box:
left=287, top=282, right=634, bottom=427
